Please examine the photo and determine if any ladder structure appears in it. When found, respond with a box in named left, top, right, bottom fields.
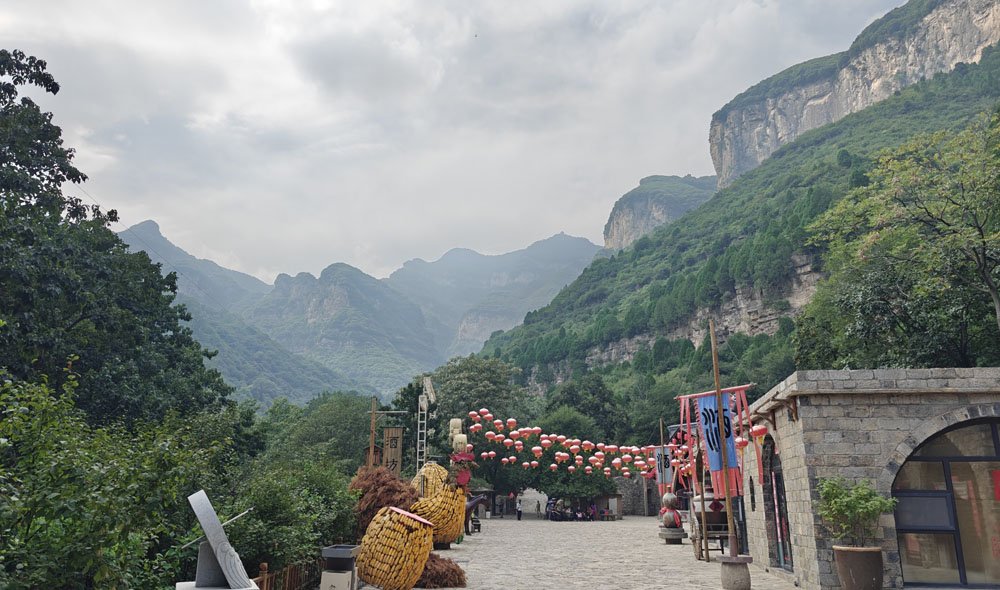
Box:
left=416, top=377, right=436, bottom=470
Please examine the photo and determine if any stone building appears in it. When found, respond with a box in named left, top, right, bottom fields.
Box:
left=742, top=368, right=1000, bottom=589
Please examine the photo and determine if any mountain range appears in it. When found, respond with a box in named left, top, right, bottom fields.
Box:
left=120, top=221, right=600, bottom=401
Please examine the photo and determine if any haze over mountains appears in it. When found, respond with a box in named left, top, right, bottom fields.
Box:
left=120, top=221, right=600, bottom=400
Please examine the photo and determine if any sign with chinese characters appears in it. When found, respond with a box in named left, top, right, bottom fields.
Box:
left=382, top=427, right=404, bottom=477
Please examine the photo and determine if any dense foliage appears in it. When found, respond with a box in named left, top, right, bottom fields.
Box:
left=797, top=112, right=1000, bottom=368
left=0, top=49, right=231, bottom=425
left=0, top=50, right=360, bottom=588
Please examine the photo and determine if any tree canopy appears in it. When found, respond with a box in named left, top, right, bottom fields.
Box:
left=0, top=49, right=231, bottom=424
left=799, top=111, right=1000, bottom=367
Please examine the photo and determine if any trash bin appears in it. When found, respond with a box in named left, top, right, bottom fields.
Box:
left=320, top=545, right=360, bottom=590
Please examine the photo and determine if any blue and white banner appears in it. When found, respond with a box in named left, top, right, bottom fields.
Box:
left=697, top=394, right=737, bottom=473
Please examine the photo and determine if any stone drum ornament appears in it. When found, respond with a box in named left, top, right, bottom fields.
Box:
left=176, top=490, right=258, bottom=590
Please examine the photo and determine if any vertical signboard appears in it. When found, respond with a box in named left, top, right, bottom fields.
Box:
left=382, top=427, right=404, bottom=477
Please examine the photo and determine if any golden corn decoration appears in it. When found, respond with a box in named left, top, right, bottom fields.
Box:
left=411, top=461, right=449, bottom=498
left=357, top=506, right=433, bottom=590
left=409, top=484, right=465, bottom=544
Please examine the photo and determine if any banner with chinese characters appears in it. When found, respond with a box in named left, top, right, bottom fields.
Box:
left=382, top=427, right=404, bottom=477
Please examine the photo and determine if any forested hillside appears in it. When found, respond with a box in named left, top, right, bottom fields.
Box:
left=483, top=44, right=1000, bottom=440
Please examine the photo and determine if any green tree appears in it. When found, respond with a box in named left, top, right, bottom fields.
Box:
left=802, top=111, right=1000, bottom=366
left=0, top=49, right=230, bottom=423
left=429, top=355, right=528, bottom=453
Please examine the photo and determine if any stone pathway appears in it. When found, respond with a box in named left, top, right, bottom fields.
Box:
left=434, top=516, right=799, bottom=590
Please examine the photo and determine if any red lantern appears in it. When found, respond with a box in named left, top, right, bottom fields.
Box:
left=568, top=465, right=576, bottom=474
left=509, top=455, right=517, bottom=463
left=532, top=446, right=543, bottom=458
left=735, top=436, right=749, bottom=450
left=509, top=430, right=521, bottom=440
left=483, top=413, right=493, bottom=422
left=541, top=439, right=553, bottom=449
left=621, top=454, right=633, bottom=464
left=611, top=458, right=622, bottom=469
left=485, top=431, right=496, bottom=441
left=596, top=442, right=606, bottom=451
left=507, top=418, right=517, bottom=430
left=594, top=451, right=605, bottom=460
left=501, top=458, right=509, bottom=465
left=478, top=408, right=489, bottom=415
left=556, top=435, right=567, bottom=444
left=582, top=440, right=594, bottom=451
left=531, top=460, right=539, bottom=468
left=549, top=463, right=558, bottom=471
left=569, top=445, right=580, bottom=455
left=493, top=419, right=504, bottom=431
left=532, top=426, right=542, bottom=435
left=750, top=424, right=768, bottom=441
left=635, top=460, right=646, bottom=469
left=514, top=441, right=524, bottom=452
left=466, top=444, right=474, bottom=452
left=585, top=466, right=593, bottom=474
left=503, top=438, right=514, bottom=448
left=588, top=456, right=598, bottom=465
left=522, top=461, right=530, bottom=469
left=606, top=445, right=618, bottom=454
left=575, top=455, right=584, bottom=465
left=480, top=452, right=488, bottom=459
left=488, top=451, right=496, bottom=459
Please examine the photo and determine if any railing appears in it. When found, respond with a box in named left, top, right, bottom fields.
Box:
left=253, top=561, right=321, bottom=590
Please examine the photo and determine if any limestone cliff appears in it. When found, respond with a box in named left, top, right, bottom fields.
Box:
left=710, top=0, right=1000, bottom=187
left=603, top=175, right=716, bottom=250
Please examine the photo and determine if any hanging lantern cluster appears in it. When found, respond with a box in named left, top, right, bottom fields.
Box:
left=463, top=407, right=673, bottom=480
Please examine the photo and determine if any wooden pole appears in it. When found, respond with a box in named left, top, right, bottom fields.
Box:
left=709, top=319, right=739, bottom=558
left=699, top=447, right=709, bottom=560
left=367, top=396, right=377, bottom=468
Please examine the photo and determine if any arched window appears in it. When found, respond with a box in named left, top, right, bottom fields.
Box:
left=892, top=419, right=1000, bottom=587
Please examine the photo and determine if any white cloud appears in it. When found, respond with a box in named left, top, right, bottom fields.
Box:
left=4, top=0, right=904, bottom=280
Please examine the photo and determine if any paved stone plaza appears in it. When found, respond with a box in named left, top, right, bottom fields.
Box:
left=435, top=516, right=800, bottom=590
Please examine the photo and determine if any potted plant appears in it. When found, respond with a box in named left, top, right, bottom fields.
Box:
left=817, top=477, right=898, bottom=590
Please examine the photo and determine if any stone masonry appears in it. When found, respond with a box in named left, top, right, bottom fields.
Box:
left=742, top=368, right=1000, bottom=590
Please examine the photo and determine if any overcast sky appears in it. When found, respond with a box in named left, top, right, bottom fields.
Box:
left=5, top=0, right=903, bottom=280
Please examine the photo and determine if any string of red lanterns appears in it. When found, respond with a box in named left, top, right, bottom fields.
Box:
left=465, top=407, right=666, bottom=480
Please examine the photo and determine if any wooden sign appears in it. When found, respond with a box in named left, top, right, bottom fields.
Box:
left=383, top=427, right=404, bottom=476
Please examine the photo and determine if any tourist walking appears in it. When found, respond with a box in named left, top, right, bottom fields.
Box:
left=516, top=499, right=523, bottom=521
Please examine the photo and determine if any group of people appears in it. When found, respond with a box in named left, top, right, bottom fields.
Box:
left=545, top=498, right=598, bottom=521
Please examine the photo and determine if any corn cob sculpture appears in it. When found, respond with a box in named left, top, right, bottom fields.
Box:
left=409, top=484, right=465, bottom=544
left=357, top=506, right=433, bottom=590
left=411, top=461, right=449, bottom=498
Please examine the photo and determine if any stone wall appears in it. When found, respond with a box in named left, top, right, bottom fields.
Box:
left=615, top=476, right=659, bottom=516
left=743, top=368, right=1000, bottom=590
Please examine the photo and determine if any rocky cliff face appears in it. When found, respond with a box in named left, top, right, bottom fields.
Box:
left=526, top=255, right=821, bottom=394
left=589, top=256, right=820, bottom=365
left=603, top=175, right=716, bottom=250
left=710, top=0, right=1000, bottom=187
